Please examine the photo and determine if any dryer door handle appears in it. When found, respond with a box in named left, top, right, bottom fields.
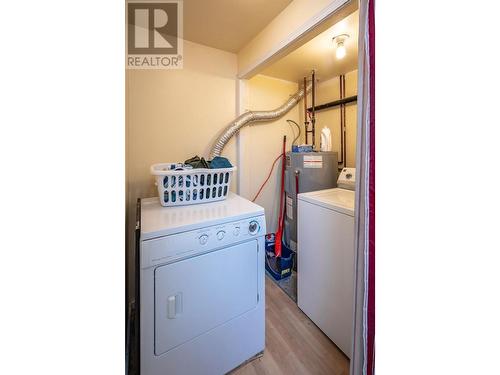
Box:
left=167, top=293, right=182, bottom=319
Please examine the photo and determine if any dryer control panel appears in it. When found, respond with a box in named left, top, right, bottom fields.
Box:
left=141, top=215, right=266, bottom=269
left=337, top=167, right=356, bottom=190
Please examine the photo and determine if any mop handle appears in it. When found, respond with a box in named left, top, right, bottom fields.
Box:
left=277, top=135, right=286, bottom=232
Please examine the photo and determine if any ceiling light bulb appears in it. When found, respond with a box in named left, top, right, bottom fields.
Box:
left=336, top=42, right=346, bottom=59
left=332, top=34, right=349, bottom=60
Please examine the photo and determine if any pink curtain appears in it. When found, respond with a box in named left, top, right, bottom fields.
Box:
left=350, top=0, right=375, bottom=374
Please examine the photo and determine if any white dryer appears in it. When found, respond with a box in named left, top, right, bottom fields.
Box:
left=297, top=168, right=355, bottom=358
left=137, top=192, right=266, bottom=375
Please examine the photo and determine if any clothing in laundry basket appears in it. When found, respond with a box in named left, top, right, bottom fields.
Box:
left=184, top=155, right=210, bottom=169
left=184, top=155, right=233, bottom=169
left=162, top=163, right=193, bottom=171
left=209, top=156, right=232, bottom=169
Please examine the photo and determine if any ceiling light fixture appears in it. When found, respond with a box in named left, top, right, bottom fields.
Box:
left=333, top=34, right=350, bottom=59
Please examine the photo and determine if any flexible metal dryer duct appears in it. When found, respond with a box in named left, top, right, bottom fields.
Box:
left=209, top=82, right=312, bottom=159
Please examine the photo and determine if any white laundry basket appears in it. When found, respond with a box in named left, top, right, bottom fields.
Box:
left=151, top=163, right=236, bottom=207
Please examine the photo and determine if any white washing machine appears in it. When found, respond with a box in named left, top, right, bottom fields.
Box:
left=297, top=168, right=355, bottom=358
left=137, top=192, right=266, bottom=375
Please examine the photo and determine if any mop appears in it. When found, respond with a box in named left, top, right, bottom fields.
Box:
left=274, top=136, right=286, bottom=257
left=265, top=135, right=293, bottom=279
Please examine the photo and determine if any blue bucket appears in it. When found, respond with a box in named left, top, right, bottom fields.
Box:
left=265, top=233, right=294, bottom=281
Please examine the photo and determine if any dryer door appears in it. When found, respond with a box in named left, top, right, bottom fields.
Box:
left=154, top=240, right=259, bottom=356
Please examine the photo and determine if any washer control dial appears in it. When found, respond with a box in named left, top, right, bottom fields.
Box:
left=233, top=226, right=240, bottom=236
left=199, top=234, right=209, bottom=245
left=248, top=220, right=260, bottom=235
left=216, top=230, right=225, bottom=241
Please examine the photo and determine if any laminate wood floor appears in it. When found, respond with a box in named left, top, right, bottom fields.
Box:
left=230, top=276, right=350, bottom=375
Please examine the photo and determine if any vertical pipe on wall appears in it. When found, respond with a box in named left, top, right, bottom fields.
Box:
left=341, top=74, right=347, bottom=167
left=303, top=76, right=308, bottom=144
left=311, top=70, right=316, bottom=148
left=338, top=74, right=345, bottom=168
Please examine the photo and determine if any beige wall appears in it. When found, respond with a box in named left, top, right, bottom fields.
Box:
left=239, top=75, right=300, bottom=233
left=126, top=40, right=238, bottom=297
left=298, top=69, right=358, bottom=167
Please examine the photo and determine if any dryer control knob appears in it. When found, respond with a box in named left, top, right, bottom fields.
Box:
left=233, top=227, right=240, bottom=236
left=199, top=234, right=209, bottom=245
left=248, top=221, right=260, bottom=235
left=216, top=231, right=225, bottom=240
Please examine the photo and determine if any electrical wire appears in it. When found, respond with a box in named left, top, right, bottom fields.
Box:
left=286, top=119, right=301, bottom=145
left=287, top=120, right=296, bottom=143
left=251, top=152, right=283, bottom=202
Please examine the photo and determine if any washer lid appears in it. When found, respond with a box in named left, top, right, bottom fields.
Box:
left=298, top=188, right=355, bottom=216
left=140, top=192, right=264, bottom=240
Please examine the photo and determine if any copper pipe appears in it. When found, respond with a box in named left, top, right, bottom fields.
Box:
left=303, top=76, right=308, bottom=144
left=311, top=70, right=316, bottom=148
left=303, top=77, right=307, bottom=122
left=342, top=75, right=346, bottom=166
left=343, top=74, right=346, bottom=166
left=338, top=74, right=345, bottom=167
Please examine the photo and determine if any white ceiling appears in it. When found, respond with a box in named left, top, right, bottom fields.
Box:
left=183, top=0, right=293, bottom=53
left=260, top=10, right=359, bottom=82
